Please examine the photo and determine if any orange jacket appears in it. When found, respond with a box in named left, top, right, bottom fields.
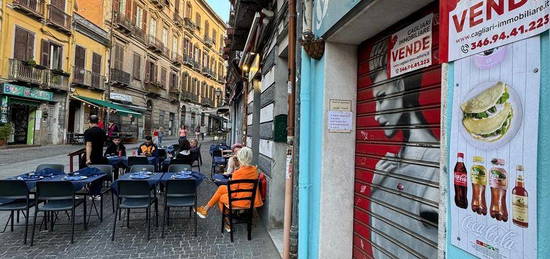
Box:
left=227, top=166, right=264, bottom=208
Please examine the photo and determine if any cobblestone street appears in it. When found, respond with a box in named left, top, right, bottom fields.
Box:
left=0, top=139, right=280, bottom=258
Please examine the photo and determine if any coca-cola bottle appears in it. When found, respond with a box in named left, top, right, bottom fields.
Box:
left=490, top=158, right=508, bottom=222
left=471, top=156, right=487, bottom=215
left=454, top=153, right=468, bottom=209
left=512, top=165, right=528, bottom=228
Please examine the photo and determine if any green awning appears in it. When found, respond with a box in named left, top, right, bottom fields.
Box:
left=77, top=96, right=142, bottom=117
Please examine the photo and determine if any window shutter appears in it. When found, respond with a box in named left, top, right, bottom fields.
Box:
left=26, top=32, right=34, bottom=61
left=92, top=53, right=101, bottom=74
left=132, top=3, right=137, bottom=25
left=41, top=40, right=50, bottom=66
left=126, top=0, right=132, bottom=18
left=175, top=0, right=180, bottom=14
left=113, top=0, right=120, bottom=14
left=144, top=61, right=150, bottom=82
left=142, top=10, right=147, bottom=33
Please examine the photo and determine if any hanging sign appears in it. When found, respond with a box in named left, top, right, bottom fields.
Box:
left=2, top=83, right=53, bottom=102
left=110, top=93, right=133, bottom=103
left=448, top=37, right=539, bottom=259
left=443, top=0, right=550, bottom=61
left=389, top=13, right=433, bottom=78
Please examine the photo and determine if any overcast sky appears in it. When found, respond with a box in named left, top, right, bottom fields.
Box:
left=205, top=0, right=230, bottom=23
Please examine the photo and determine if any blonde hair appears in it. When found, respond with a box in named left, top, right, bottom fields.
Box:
left=236, top=147, right=253, bottom=166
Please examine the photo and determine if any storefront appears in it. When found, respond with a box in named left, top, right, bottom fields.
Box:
left=0, top=83, right=54, bottom=145
left=67, top=88, right=104, bottom=140
left=110, top=92, right=147, bottom=141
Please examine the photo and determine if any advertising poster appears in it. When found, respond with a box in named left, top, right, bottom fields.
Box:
left=389, top=14, right=433, bottom=78
left=353, top=11, right=441, bottom=258
left=449, top=36, right=539, bottom=258
left=441, top=0, right=550, bottom=61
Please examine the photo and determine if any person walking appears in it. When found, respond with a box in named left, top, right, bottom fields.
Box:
left=179, top=125, right=188, bottom=141
left=107, top=120, right=119, bottom=138
left=158, top=127, right=164, bottom=146
left=200, top=124, right=206, bottom=140
left=152, top=128, right=159, bottom=146
left=195, top=125, right=200, bottom=138
left=84, top=115, right=107, bottom=165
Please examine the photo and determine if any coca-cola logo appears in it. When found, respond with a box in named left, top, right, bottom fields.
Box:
left=461, top=215, right=516, bottom=250
left=454, top=173, right=467, bottom=185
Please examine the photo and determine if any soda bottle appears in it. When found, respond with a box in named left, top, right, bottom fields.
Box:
left=454, top=153, right=468, bottom=209
left=489, top=158, right=508, bottom=222
left=512, top=165, right=528, bottom=228
left=471, top=156, right=487, bottom=215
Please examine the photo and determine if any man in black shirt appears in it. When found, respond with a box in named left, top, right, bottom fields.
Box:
left=84, top=115, right=107, bottom=165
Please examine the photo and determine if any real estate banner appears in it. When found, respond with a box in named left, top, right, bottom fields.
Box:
left=448, top=36, right=539, bottom=259
left=441, top=0, right=550, bottom=61
left=389, top=14, right=433, bottom=78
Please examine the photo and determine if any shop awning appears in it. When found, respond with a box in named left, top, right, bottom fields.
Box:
left=75, top=96, right=142, bottom=117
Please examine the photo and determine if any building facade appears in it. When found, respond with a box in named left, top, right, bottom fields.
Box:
left=105, top=0, right=226, bottom=140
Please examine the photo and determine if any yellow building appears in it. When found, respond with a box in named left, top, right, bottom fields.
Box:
left=0, top=0, right=75, bottom=145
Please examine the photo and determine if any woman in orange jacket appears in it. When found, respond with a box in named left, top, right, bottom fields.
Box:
left=196, top=147, right=263, bottom=230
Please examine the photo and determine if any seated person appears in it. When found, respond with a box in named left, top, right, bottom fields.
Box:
left=104, top=135, right=126, bottom=157
left=196, top=147, right=263, bottom=231
left=138, top=136, right=157, bottom=157
left=190, top=139, right=199, bottom=151
left=225, top=143, right=243, bottom=175
left=171, top=138, right=194, bottom=165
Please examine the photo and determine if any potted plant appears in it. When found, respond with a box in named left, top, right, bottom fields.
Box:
left=0, top=123, right=13, bottom=146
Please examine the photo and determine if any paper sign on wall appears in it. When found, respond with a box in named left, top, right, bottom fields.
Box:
left=328, top=99, right=352, bottom=133
left=389, top=14, right=433, bottom=78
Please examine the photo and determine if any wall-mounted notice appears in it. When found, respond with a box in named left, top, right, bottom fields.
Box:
left=328, top=99, right=352, bottom=133
left=449, top=36, right=540, bottom=259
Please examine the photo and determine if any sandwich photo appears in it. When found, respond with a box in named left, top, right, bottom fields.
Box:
left=460, top=82, right=513, bottom=142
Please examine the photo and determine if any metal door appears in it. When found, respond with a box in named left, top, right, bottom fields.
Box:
left=354, top=6, right=441, bottom=259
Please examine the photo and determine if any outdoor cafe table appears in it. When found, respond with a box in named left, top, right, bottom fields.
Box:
left=107, top=156, right=158, bottom=168
left=111, top=171, right=205, bottom=195
left=5, top=172, right=107, bottom=193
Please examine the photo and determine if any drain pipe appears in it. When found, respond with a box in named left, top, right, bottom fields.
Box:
left=283, top=0, right=297, bottom=258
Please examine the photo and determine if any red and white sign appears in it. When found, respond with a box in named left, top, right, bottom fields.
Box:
left=389, top=14, right=433, bottom=78
left=442, top=0, right=550, bottom=61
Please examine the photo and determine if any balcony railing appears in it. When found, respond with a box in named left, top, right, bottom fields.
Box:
left=12, top=0, right=45, bottom=19
left=204, top=36, right=213, bottom=47
left=184, top=17, right=198, bottom=31
left=113, top=12, right=133, bottom=33
left=144, top=80, right=164, bottom=96
left=183, top=54, right=194, bottom=68
left=149, top=0, right=166, bottom=8
left=46, top=70, right=69, bottom=91
left=160, top=45, right=170, bottom=58
left=110, top=68, right=131, bottom=86
left=174, top=13, right=184, bottom=28
left=147, top=35, right=162, bottom=52
left=181, top=90, right=198, bottom=103
left=201, top=97, right=213, bottom=107
left=8, top=59, right=46, bottom=86
left=171, top=52, right=183, bottom=66
left=72, top=67, right=106, bottom=90
left=133, top=25, right=146, bottom=43
left=46, top=4, right=71, bottom=34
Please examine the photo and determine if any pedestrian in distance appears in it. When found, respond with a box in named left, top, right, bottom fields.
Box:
left=195, top=147, right=263, bottom=232
left=179, top=125, right=188, bottom=141
left=107, top=120, right=119, bottom=138
left=158, top=127, right=164, bottom=146
left=152, top=128, right=159, bottom=146
left=200, top=125, right=206, bottom=140
left=84, top=115, right=107, bottom=165
left=138, top=136, right=157, bottom=157
left=195, top=125, right=200, bottom=138
left=104, top=134, right=126, bottom=157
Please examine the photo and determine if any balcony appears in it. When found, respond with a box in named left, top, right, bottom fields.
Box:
left=45, top=70, right=69, bottom=91
left=149, top=0, right=167, bottom=8
left=144, top=80, right=164, bottom=97
left=204, top=36, right=213, bottom=47
left=46, top=4, right=71, bottom=34
left=12, top=0, right=45, bottom=20
left=72, top=67, right=106, bottom=91
left=201, top=67, right=210, bottom=76
left=201, top=97, right=213, bottom=107
left=132, top=26, right=146, bottom=43
left=174, top=13, right=184, bottom=28
left=181, top=90, right=198, bottom=103
left=113, top=12, right=133, bottom=34
left=171, top=52, right=183, bottom=66
left=184, top=17, right=197, bottom=31
left=147, top=35, right=162, bottom=53
left=183, top=54, right=194, bottom=68
left=110, top=68, right=131, bottom=86
left=8, top=59, right=46, bottom=86
left=160, top=45, right=170, bottom=58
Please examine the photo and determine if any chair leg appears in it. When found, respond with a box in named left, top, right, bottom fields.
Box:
left=83, top=198, right=87, bottom=230
left=146, top=208, right=151, bottom=241
left=17, top=210, right=20, bottom=223
left=229, top=214, right=234, bottom=243
left=220, top=207, right=225, bottom=234
left=247, top=216, right=252, bottom=241
left=23, top=208, right=29, bottom=244
left=194, top=206, right=197, bottom=237
left=161, top=206, right=167, bottom=238
left=100, top=194, right=104, bottom=222
left=71, top=208, right=75, bottom=244
left=155, top=200, right=159, bottom=227
left=126, top=209, right=130, bottom=228
left=30, top=208, right=38, bottom=246
left=166, top=207, right=170, bottom=226
left=10, top=211, right=14, bottom=232
left=111, top=193, right=115, bottom=213
left=112, top=206, right=118, bottom=241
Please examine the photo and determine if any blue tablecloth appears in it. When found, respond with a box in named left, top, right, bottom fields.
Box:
left=212, top=174, right=230, bottom=185
left=111, top=173, right=164, bottom=195
left=160, top=171, right=205, bottom=186
left=107, top=156, right=129, bottom=167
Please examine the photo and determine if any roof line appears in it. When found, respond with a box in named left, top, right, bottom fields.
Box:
left=197, top=0, right=228, bottom=28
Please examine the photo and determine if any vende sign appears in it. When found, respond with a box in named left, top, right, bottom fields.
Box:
left=389, top=14, right=433, bottom=78
left=442, top=0, right=550, bottom=61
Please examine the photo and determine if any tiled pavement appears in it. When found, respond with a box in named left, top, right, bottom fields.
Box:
left=0, top=139, right=280, bottom=258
